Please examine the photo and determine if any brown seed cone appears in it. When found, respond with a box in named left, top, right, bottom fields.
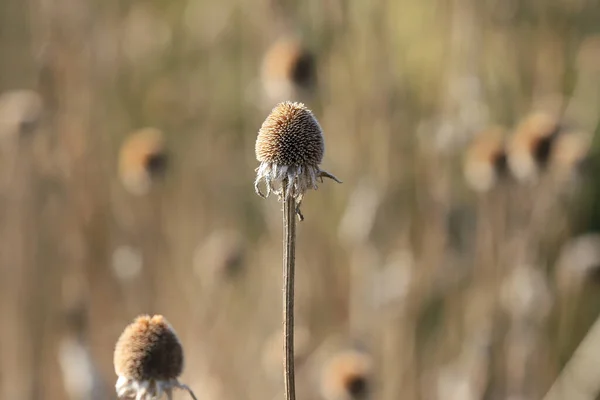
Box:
left=507, top=112, right=560, bottom=182
left=321, top=350, right=373, bottom=400
left=118, top=128, right=167, bottom=195
left=463, top=127, right=508, bottom=192
left=256, top=101, right=324, bottom=167
left=114, top=315, right=183, bottom=381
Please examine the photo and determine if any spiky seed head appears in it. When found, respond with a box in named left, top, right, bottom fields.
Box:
left=507, top=112, right=560, bottom=182
left=118, top=128, right=167, bottom=195
left=320, top=350, right=373, bottom=400
left=114, top=315, right=183, bottom=381
left=463, top=127, right=508, bottom=192
left=254, top=101, right=340, bottom=218
left=256, top=101, right=324, bottom=166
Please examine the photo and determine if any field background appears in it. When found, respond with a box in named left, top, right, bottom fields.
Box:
left=1, top=0, right=600, bottom=399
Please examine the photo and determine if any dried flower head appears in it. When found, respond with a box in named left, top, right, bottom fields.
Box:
left=261, top=325, right=311, bottom=380
left=261, top=38, right=316, bottom=103
left=320, top=350, right=373, bottom=400
left=549, top=129, right=592, bottom=179
left=556, top=234, right=600, bottom=289
left=255, top=101, right=340, bottom=219
left=499, top=266, right=552, bottom=323
left=463, top=127, right=508, bottom=192
left=114, top=315, right=196, bottom=400
left=0, top=89, right=43, bottom=138
left=119, top=128, right=168, bottom=196
left=506, top=112, right=560, bottom=182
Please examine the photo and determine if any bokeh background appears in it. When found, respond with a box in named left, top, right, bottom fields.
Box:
left=2, top=0, right=600, bottom=399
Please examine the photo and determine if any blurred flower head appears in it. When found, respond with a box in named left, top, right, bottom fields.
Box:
left=254, top=101, right=340, bottom=219
left=320, top=350, right=373, bottom=400
left=0, top=89, right=43, bottom=139
left=463, top=127, right=508, bottom=192
left=500, top=265, right=552, bottom=322
left=507, top=112, right=560, bottom=182
left=556, top=233, right=600, bottom=289
left=261, top=325, right=311, bottom=380
left=261, top=37, right=316, bottom=104
left=193, top=229, right=246, bottom=289
left=118, top=128, right=168, bottom=196
left=114, top=315, right=196, bottom=399
left=549, top=129, right=592, bottom=180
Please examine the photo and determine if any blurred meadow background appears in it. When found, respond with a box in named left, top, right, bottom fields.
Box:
left=3, top=0, right=600, bottom=399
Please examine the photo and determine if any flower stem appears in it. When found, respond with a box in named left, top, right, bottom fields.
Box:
left=282, top=181, right=297, bottom=400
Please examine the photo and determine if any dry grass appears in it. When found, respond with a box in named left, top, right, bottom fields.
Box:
left=1, top=0, right=600, bottom=399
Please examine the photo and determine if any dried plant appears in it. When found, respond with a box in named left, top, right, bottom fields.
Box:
left=255, top=101, right=340, bottom=400
left=118, top=128, right=168, bottom=196
left=113, top=315, right=197, bottom=400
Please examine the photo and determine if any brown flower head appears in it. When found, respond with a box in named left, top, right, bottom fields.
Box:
left=114, top=315, right=196, bottom=400
left=261, top=38, right=316, bottom=103
left=506, top=112, right=560, bottom=182
left=550, top=129, right=592, bottom=179
left=118, top=128, right=168, bottom=196
left=0, top=89, right=44, bottom=138
left=320, top=350, right=373, bottom=400
left=463, top=127, right=508, bottom=192
left=255, top=101, right=340, bottom=219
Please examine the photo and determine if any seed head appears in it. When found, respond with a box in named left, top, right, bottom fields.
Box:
left=320, top=350, right=373, bottom=400
left=507, top=112, right=560, bottom=182
left=114, top=315, right=196, bottom=400
left=254, top=101, right=340, bottom=219
left=0, top=89, right=44, bottom=138
left=556, top=234, right=600, bottom=289
left=261, top=38, right=316, bottom=103
left=119, top=128, right=168, bottom=196
left=463, top=127, right=508, bottom=192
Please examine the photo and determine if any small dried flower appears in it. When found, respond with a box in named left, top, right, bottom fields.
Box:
left=261, top=38, right=316, bottom=103
left=499, top=266, right=552, bottom=323
left=0, top=89, right=43, bottom=138
left=506, top=112, right=560, bottom=182
left=119, top=128, right=168, bottom=196
left=114, top=315, right=196, bottom=400
left=320, top=350, right=373, bottom=400
left=463, top=127, right=508, bottom=192
left=261, top=325, right=311, bottom=380
left=549, top=129, right=592, bottom=179
left=556, top=233, right=600, bottom=289
left=255, top=101, right=340, bottom=219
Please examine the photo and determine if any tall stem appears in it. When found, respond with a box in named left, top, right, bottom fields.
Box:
left=282, top=181, right=297, bottom=400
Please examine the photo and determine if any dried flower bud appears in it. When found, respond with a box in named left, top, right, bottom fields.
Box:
left=261, top=38, right=316, bottom=103
left=114, top=315, right=197, bottom=400
left=463, top=127, right=508, bottom=192
left=507, top=112, right=560, bottom=182
left=254, top=101, right=340, bottom=219
left=320, top=350, right=373, bottom=400
left=0, top=90, right=43, bottom=138
left=118, top=128, right=167, bottom=196
left=556, top=234, right=600, bottom=289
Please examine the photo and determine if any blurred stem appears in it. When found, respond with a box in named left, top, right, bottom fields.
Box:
left=282, top=180, right=297, bottom=400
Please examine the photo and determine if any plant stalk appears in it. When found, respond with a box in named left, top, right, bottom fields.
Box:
left=282, top=182, right=297, bottom=400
